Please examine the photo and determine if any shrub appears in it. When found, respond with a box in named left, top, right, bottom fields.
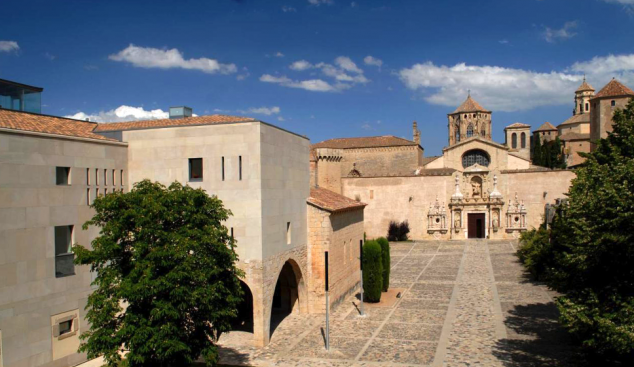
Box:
left=362, top=240, right=383, bottom=303
left=516, top=228, right=552, bottom=281
left=377, top=237, right=390, bottom=292
left=387, top=220, right=410, bottom=241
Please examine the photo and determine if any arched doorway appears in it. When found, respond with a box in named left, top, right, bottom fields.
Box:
left=231, top=280, right=254, bottom=333
left=270, top=260, right=304, bottom=337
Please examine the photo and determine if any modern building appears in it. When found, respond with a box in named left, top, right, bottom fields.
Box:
left=0, top=78, right=365, bottom=366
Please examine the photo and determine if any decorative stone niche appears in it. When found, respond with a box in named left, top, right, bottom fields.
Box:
left=427, top=196, right=448, bottom=235
left=506, top=193, right=527, bottom=235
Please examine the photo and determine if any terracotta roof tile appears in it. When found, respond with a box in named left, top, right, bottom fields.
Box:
left=576, top=79, right=595, bottom=92
left=559, top=132, right=590, bottom=141
left=534, top=121, right=557, bottom=132
left=558, top=113, right=590, bottom=127
left=0, top=109, right=118, bottom=142
left=311, top=135, right=417, bottom=149
left=452, top=95, right=490, bottom=113
left=505, top=122, right=531, bottom=129
left=94, top=114, right=257, bottom=132
left=307, top=187, right=366, bottom=213
left=593, top=78, right=634, bottom=99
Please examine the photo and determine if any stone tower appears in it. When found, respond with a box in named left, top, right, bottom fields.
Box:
left=413, top=121, right=421, bottom=145
left=590, top=78, right=634, bottom=149
left=504, top=122, right=531, bottom=160
left=574, top=77, right=595, bottom=116
left=448, top=93, right=492, bottom=146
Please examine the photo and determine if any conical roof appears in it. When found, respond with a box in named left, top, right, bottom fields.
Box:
left=593, top=78, right=634, bottom=99
left=452, top=95, right=490, bottom=113
left=534, top=121, right=557, bottom=132
left=575, top=77, right=594, bottom=93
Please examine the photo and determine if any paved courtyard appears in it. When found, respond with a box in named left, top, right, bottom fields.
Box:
left=217, top=240, right=584, bottom=366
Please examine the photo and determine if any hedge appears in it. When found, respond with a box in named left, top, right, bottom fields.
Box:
left=362, top=240, right=383, bottom=303
left=376, top=237, right=390, bottom=292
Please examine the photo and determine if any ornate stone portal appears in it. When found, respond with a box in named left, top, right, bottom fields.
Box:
left=506, top=193, right=528, bottom=237
left=427, top=196, right=448, bottom=237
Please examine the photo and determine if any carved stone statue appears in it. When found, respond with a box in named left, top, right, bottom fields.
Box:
left=471, top=181, right=481, bottom=197
left=454, top=217, right=461, bottom=229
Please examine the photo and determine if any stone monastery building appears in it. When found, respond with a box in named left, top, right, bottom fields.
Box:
left=0, top=76, right=631, bottom=367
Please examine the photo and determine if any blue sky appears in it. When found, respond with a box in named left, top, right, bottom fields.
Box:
left=2, top=0, right=634, bottom=155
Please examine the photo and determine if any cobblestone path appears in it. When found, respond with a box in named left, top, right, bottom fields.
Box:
left=218, top=240, right=583, bottom=367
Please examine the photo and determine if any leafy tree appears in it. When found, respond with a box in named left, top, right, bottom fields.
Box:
left=376, top=237, right=390, bottom=292
left=74, top=180, right=244, bottom=367
left=522, top=100, right=634, bottom=358
left=533, top=133, right=543, bottom=166
left=362, top=240, right=383, bottom=302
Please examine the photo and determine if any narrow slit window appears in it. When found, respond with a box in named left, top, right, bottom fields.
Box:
left=86, top=168, right=90, bottom=185
left=54, top=225, right=75, bottom=277
left=239, top=156, right=242, bottom=181
left=230, top=227, right=234, bottom=239
left=221, top=157, right=225, bottom=181
left=103, top=169, right=107, bottom=186
left=86, top=188, right=90, bottom=205
left=56, top=167, right=70, bottom=186
left=286, top=222, right=291, bottom=245
left=95, top=169, right=99, bottom=186
left=120, top=170, right=124, bottom=186
left=112, top=169, right=116, bottom=186
left=189, top=158, right=203, bottom=181
left=58, top=320, right=73, bottom=336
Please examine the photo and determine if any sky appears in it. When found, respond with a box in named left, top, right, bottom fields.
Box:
left=2, top=0, right=634, bottom=155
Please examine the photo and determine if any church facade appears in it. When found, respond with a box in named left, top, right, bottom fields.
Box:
left=310, top=78, right=633, bottom=241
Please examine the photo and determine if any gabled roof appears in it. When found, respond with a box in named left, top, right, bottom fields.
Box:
left=592, top=78, right=634, bottom=99
left=421, top=156, right=441, bottom=166
left=534, top=121, right=557, bottom=132
left=311, top=135, right=418, bottom=149
left=0, top=108, right=119, bottom=142
left=451, top=95, right=490, bottom=114
left=443, top=136, right=508, bottom=152
left=558, top=113, right=590, bottom=127
left=307, top=187, right=366, bottom=213
left=560, top=132, right=590, bottom=141
left=505, top=122, right=531, bottom=129
left=576, top=78, right=595, bottom=93
left=94, top=114, right=257, bottom=132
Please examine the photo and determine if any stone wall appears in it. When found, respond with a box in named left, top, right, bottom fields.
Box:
left=0, top=131, right=128, bottom=367
left=340, top=146, right=422, bottom=177
left=590, top=97, right=631, bottom=144
left=307, top=205, right=363, bottom=314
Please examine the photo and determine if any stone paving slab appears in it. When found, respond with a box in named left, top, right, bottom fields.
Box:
left=217, top=240, right=584, bottom=367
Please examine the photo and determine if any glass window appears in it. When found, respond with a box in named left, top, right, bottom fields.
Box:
left=455, top=129, right=460, bottom=142
left=189, top=158, right=203, bottom=181
left=221, top=157, right=225, bottom=181
left=55, top=225, right=75, bottom=277
left=56, top=167, right=70, bottom=185
left=59, top=320, right=73, bottom=336
left=462, top=149, right=490, bottom=168
left=611, top=100, right=616, bottom=107
left=239, top=156, right=242, bottom=181
left=521, top=132, right=526, bottom=148
left=512, top=133, right=517, bottom=149
left=466, top=124, right=474, bottom=138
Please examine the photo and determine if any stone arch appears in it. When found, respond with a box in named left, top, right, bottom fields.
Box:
left=269, top=258, right=307, bottom=337
left=231, top=280, right=254, bottom=333
left=467, top=124, right=474, bottom=138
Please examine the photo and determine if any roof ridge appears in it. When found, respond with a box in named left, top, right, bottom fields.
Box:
left=593, top=78, right=634, bottom=99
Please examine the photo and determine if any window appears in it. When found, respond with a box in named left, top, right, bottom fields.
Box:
left=481, top=128, right=485, bottom=137
left=55, top=225, right=74, bottom=277
left=59, top=320, right=73, bottom=336
left=104, top=188, right=108, bottom=195
left=511, top=133, right=517, bottom=149
left=120, top=170, right=124, bottom=186
left=585, top=103, right=589, bottom=111
left=611, top=100, right=616, bottom=107
left=56, top=167, right=70, bottom=185
left=86, top=188, right=90, bottom=205
left=51, top=310, right=80, bottom=360
left=455, top=127, right=460, bottom=142
left=343, top=241, right=347, bottom=265
left=239, top=156, right=242, bottom=181
left=230, top=227, right=234, bottom=239
left=103, top=169, right=107, bottom=186
left=189, top=158, right=203, bottom=181
left=521, top=132, right=526, bottom=148
left=221, top=157, right=225, bottom=181
left=96, top=188, right=100, bottom=197
left=95, top=169, right=99, bottom=186
left=466, top=124, right=474, bottom=138
left=112, top=169, right=116, bottom=186
left=86, top=168, right=90, bottom=185
left=286, top=222, right=291, bottom=245
left=462, top=149, right=490, bottom=168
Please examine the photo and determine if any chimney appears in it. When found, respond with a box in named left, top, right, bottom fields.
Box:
left=413, top=121, right=421, bottom=145
left=169, top=106, right=193, bottom=119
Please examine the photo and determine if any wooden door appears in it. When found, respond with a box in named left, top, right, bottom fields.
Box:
left=468, top=213, right=486, bottom=238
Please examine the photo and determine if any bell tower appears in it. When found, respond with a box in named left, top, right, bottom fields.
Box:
left=574, top=77, right=594, bottom=116
left=447, top=92, right=492, bottom=146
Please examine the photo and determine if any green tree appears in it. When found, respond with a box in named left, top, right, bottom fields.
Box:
left=533, top=133, right=543, bottom=166
left=376, top=237, right=390, bottom=292
left=74, top=180, right=244, bottom=367
left=546, top=100, right=634, bottom=357
left=362, top=240, right=383, bottom=303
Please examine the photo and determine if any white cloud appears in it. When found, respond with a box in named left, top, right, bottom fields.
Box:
left=364, top=55, right=383, bottom=69
left=260, top=74, right=337, bottom=92
left=335, top=56, right=363, bottom=74
left=290, top=60, right=314, bottom=71
left=603, top=0, right=634, bottom=4
left=399, top=53, right=634, bottom=112
left=543, top=21, right=578, bottom=43
left=282, top=5, right=297, bottom=12
left=237, top=106, right=281, bottom=116
left=499, top=39, right=509, bottom=45
left=109, top=44, right=237, bottom=74
left=66, top=105, right=171, bottom=123
left=0, top=41, right=19, bottom=52
left=277, top=116, right=286, bottom=122
left=308, top=0, right=334, bottom=5
left=275, top=52, right=285, bottom=58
